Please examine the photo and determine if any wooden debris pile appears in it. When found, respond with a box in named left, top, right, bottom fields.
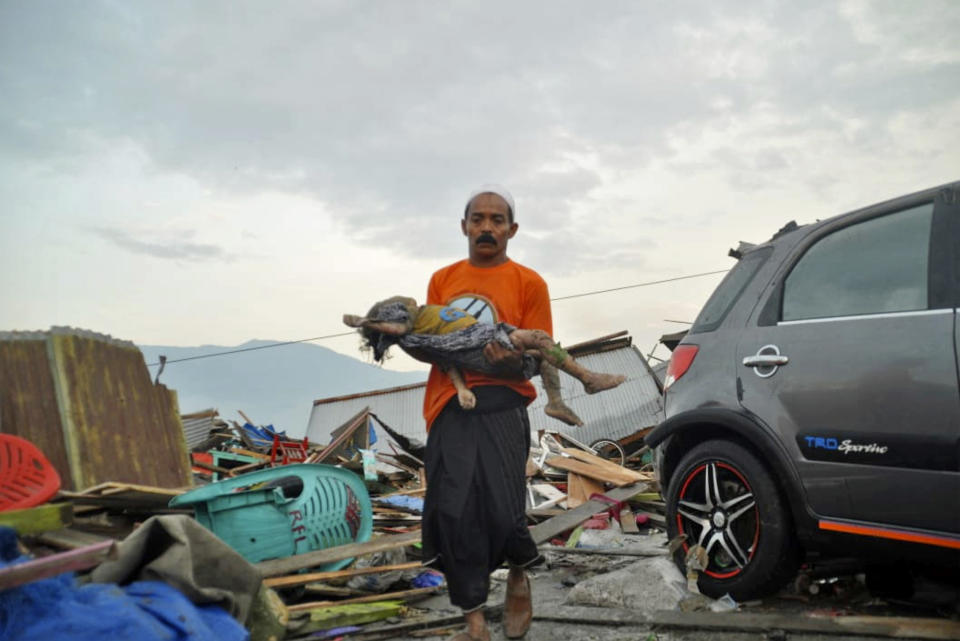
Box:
left=525, top=430, right=665, bottom=541
left=2, top=404, right=667, bottom=639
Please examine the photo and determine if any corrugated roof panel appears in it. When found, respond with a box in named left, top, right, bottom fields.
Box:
left=0, top=337, right=73, bottom=488
left=182, top=410, right=220, bottom=450
left=49, top=331, right=191, bottom=489
left=527, top=345, right=664, bottom=446
left=306, top=343, right=663, bottom=450
left=307, top=382, right=427, bottom=446
left=0, top=328, right=191, bottom=490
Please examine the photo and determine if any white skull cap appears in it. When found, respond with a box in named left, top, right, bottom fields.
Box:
left=466, top=184, right=516, bottom=217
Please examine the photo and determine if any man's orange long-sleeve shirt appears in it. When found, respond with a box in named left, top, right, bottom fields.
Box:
left=422, top=258, right=552, bottom=430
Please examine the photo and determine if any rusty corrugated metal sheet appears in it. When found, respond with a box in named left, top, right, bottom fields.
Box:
left=306, top=338, right=663, bottom=450
left=0, top=333, right=73, bottom=488
left=0, top=328, right=191, bottom=490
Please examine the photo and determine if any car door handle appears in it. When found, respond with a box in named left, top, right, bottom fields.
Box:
left=743, top=354, right=789, bottom=367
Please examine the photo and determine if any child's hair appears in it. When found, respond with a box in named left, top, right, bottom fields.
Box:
left=355, top=297, right=413, bottom=363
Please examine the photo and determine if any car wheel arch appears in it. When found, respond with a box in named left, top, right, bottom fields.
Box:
left=647, top=408, right=814, bottom=535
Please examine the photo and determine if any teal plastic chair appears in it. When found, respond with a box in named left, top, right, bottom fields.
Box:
left=170, top=464, right=372, bottom=570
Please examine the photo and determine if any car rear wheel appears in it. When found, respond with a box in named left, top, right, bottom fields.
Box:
left=665, top=439, right=799, bottom=600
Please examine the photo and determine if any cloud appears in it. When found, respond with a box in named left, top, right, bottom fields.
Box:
left=90, top=227, right=229, bottom=262
left=0, top=0, right=960, bottom=356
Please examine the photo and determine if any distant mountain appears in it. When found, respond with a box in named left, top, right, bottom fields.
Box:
left=138, top=340, right=426, bottom=438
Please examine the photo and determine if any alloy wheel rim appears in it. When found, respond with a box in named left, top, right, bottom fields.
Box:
left=676, top=460, right=759, bottom=579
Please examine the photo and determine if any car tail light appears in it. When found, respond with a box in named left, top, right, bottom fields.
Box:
left=664, top=344, right=699, bottom=391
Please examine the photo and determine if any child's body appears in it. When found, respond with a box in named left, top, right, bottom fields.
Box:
left=343, top=296, right=626, bottom=427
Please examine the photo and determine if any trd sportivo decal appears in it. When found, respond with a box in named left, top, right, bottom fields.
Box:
left=803, top=436, right=888, bottom=455
left=796, top=433, right=958, bottom=471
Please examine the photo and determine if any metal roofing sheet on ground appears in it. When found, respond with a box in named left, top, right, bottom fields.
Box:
left=306, top=343, right=663, bottom=450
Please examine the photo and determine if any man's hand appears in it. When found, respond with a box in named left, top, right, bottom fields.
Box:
left=483, top=341, right=524, bottom=379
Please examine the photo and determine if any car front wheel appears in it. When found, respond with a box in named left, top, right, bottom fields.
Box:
left=665, top=439, right=799, bottom=600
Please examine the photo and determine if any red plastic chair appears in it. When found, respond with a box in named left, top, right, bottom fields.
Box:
left=270, top=435, right=309, bottom=466
left=0, top=433, right=62, bottom=511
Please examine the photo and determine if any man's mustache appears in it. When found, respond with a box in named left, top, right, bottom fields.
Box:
left=476, top=233, right=497, bottom=245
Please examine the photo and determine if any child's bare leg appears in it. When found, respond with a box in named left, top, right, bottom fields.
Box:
left=540, top=362, right=583, bottom=426
left=443, top=365, right=476, bottom=410
left=342, top=315, right=409, bottom=336
left=509, top=329, right=626, bottom=394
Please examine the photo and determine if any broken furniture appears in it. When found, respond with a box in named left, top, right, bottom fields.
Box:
left=0, top=433, right=62, bottom=511
left=270, top=434, right=310, bottom=465
left=170, top=464, right=372, bottom=571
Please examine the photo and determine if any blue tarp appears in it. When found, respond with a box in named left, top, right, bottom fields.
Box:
left=375, top=495, right=424, bottom=513
left=240, top=422, right=289, bottom=448
left=0, top=528, right=248, bottom=641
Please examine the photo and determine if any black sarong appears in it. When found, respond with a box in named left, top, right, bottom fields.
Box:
left=421, top=387, right=541, bottom=611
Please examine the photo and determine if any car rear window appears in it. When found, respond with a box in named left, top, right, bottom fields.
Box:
left=781, top=203, right=933, bottom=321
left=690, top=247, right=772, bottom=334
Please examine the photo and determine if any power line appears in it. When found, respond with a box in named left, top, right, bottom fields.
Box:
left=146, top=332, right=355, bottom=367
left=145, top=267, right=729, bottom=367
left=550, top=269, right=728, bottom=301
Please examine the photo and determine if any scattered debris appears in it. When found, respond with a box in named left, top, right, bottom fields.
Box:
left=4, top=394, right=957, bottom=641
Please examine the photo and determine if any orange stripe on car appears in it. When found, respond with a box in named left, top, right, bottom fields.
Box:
left=819, top=520, right=960, bottom=550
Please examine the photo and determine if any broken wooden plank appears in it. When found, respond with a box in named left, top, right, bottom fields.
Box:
left=191, top=460, right=234, bottom=477
left=58, top=482, right=185, bottom=509
left=302, top=584, right=372, bottom=598
left=375, top=453, right=419, bottom=476
left=0, top=502, right=73, bottom=535
left=526, top=507, right=566, bottom=519
left=228, top=447, right=271, bottom=460
left=0, top=540, right=117, bottom=591
left=545, top=456, right=636, bottom=486
left=560, top=448, right=645, bottom=481
left=265, top=561, right=423, bottom=590
left=256, top=530, right=421, bottom=577
left=529, top=481, right=649, bottom=543
left=228, top=460, right=270, bottom=476
left=294, top=601, right=406, bottom=635
left=37, top=527, right=113, bottom=551
left=315, top=408, right=370, bottom=463
left=619, top=508, right=640, bottom=533
left=287, top=586, right=440, bottom=612
left=566, top=471, right=603, bottom=508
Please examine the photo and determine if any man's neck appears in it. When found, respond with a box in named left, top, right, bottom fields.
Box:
left=468, top=254, right=510, bottom=268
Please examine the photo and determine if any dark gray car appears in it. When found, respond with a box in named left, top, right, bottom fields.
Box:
left=646, top=182, right=960, bottom=599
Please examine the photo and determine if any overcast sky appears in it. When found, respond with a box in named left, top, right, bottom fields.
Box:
left=2, top=0, right=958, bottom=374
